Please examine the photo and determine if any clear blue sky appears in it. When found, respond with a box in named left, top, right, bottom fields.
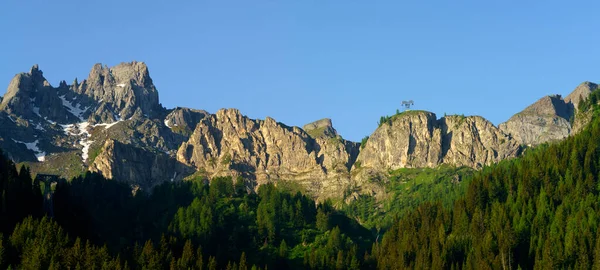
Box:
left=1, top=1, right=599, bottom=141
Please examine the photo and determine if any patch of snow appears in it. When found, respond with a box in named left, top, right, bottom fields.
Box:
left=60, top=121, right=94, bottom=162
left=94, top=114, right=125, bottom=130
left=7, top=115, right=15, bottom=123
left=12, top=139, right=46, bottom=162
left=60, top=122, right=90, bottom=136
left=164, top=119, right=171, bottom=128
left=80, top=139, right=94, bottom=161
left=94, top=120, right=123, bottom=130
left=44, top=117, right=56, bottom=125
left=32, top=106, right=41, bottom=117
left=34, top=122, right=45, bottom=131
left=30, top=98, right=42, bottom=117
left=59, top=95, right=89, bottom=121
left=117, top=83, right=126, bottom=88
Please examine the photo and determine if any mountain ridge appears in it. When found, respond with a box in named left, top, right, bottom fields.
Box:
left=1, top=62, right=596, bottom=199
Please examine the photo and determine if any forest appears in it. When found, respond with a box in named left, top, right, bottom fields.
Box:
left=2, top=106, right=600, bottom=269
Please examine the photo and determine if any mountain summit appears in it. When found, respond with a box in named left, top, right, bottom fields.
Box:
left=499, top=81, right=599, bottom=146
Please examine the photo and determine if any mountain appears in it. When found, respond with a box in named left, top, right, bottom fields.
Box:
left=0, top=62, right=595, bottom=199
left=0, top=62, right=181, bottom=190
left=499, top=81, right=599, bottom=146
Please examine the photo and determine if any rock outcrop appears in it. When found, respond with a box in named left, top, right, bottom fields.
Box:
left=0, top=65, right=80, bottom=123
left=164, top=107, right=209, bottom=135
left=90, top=140, right=193, bottom=190
left=565, top=82, right=599, bottom=111
left=303, top=118, right=337, bottom=138
left=499, top=82, right=599, bottom=146
left=176, top=109, right=359, bottom=196
left=352, top=111, right=520, bottom=182
left=73, top=61, right=161, bottom=122
left=499, top=95, right=572, bottom=146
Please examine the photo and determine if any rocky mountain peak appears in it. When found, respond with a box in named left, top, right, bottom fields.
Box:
left=29, top=64, right=41, bottom=76
left=565, top=81, right=599, bottom=110
left=0, top=65, right=75, bottom=122
left=303, top=118, right=338, bottom=138
left=75, top=61, right=160, bottom=120
left=519, top=95, right=571, bottom=119
left=498, top=81, right=600, bottom=146
left=499, top=94, right=572, bottom=146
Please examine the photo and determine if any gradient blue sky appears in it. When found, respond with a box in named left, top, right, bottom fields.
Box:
left=1, top=1, right=599, bottom=141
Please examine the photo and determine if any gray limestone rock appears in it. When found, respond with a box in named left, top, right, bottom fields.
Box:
left=565, top=81, right=599, bottom=111
left=90, top=139, right=193, bottom=191
left=303, top=118, right=337, bottom=138
left=499, top=82, right=598, bottom=146
left=73, top=61, right=160, bottom=121
left=176, top=109, right=359, bottom=197
left=499, top=95, right=572, bottom=146
left=352, top=111, right=519, bottom=183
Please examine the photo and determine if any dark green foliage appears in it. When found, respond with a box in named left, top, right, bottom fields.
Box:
left=344, top=166, right=474, bottom=230
left=360, top=136, right=369, bottom=149
left=377, top=108, right=405, bottom=127
left=377, top=115, right=393, bottom=127
left=373, top=113, right=600, bottom=269
left=0, top=152, right=44, bottom=233
left=0, top=157, right=368, bottom=269
left=579, top=90, right=600, bottom=113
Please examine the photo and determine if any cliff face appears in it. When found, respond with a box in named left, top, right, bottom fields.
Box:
left=73, top=61, right=160, bottom=121
left=354, top=112, right=442, bottom=170
left=499, top=82, right=599, bottom=146
left=352, top=111, right=520, bottom=182
left=176, top=110, right=359, bottom=196
left=90, top=140, right=193, bottom=190
left=441, top=115, right=521, bottom=166
left=0, top=65, right=79, bottom=123
left=499, top=95, right=572, bottom=146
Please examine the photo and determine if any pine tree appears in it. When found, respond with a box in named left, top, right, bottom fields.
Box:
left=208, top=256, right=217, bottom=270
left=0, top=234, right=3, bottom=268
left=336, top=251, right=344, bottom=270
left=178, top=240, right=194, bottom=269
left=316, top=208, right=329, bottom=232
left=196, top=246, right=204, bottom=270
left=278, top=240, right=288, bottom=258
left=239, top=252, right=247, bottom=270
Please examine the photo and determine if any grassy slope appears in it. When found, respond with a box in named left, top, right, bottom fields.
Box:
left=344, top=165, right=474, bottom=230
